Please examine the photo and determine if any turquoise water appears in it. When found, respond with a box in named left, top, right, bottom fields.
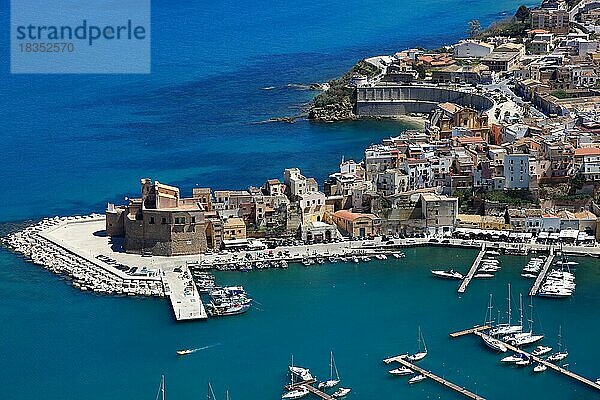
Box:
left=1, top=247, right=599, bottom=399
left=3, top=0, right=598, bottom=398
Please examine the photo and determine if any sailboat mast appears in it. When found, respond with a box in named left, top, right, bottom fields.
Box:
left=519, top=294, right=523, bottom=329
left=528, top=296, right=534, bottom=333
left=162, top=375, right=165, bottom=400
left=507, top=283, right=512, bottom=325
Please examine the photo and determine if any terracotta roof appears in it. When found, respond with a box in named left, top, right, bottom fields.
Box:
left=333, top=210, right=377, bottom=222
left=439, top=102, right=461, bottom=114
left=574, top=147, right=600, bottom=156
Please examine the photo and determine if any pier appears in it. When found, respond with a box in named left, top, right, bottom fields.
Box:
left=454, top=327, right=600, bottom=392
left=163, top=266, right=207, bottom=321
left=458, top=243, right=487, bottom=294
left=529, top=247, right=555, bottom=296
left=449, top=325, right=492, bottom=338
left=383, top=355, right=486, bottom=399
left=286, top=379, right=334, bottom=400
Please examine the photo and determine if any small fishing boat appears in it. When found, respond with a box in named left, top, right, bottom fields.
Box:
left=176, top=349, right=194, bottom=355
left=408, top=374, right=426, bottom=384
left=332, top=387, right=351, bottom=398
left=352, top=256, right=360, bottom=263
left=316, top=257, right=326, bottom=264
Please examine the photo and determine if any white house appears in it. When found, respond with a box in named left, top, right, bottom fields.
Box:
left=453, top=40, right=494, bottom=58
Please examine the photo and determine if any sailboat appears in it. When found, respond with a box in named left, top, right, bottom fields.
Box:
left=155, top=375, right=165, bottom=400
left=504, top=295, right=543, bottom=347
left=489, top=284, right=522, bottom=336
left=318, top=352, right=340, bottom=389
left=207, top=382, right=218, bottom=400
left=547, top=326, right=569, bottom=362
left=283, top=355, right=310, bottom=400
left=407, top=326, right=427, bottom=361
left=481, top=294, right=508, bottom=353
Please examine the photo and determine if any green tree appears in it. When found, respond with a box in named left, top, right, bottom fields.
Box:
left=515, top=5, right=531, bottom=22
left=468, top=20, right=482, bottom=38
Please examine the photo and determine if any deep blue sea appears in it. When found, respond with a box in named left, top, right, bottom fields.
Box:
left=4, top=1, right=598, bottom=399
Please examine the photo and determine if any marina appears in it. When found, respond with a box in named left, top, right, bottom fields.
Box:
left=462, top=330, right=600, bottom=392
left=383, top=355, right=486, bottom=400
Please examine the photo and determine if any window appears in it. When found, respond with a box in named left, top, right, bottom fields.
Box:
left=149, top=217, right=155, bottom=224
left=161, top=217, right=166, bottom=224
left=191, top=217, right=196, bottom=223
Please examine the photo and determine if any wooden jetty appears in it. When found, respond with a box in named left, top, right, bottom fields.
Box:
left=384, top=355, right=486, bottom=400
left=449, top=325, right=492, bottom=338
left=458, top=243, right=487, bottom=294
left=286, top=379, right=334, bottom=400
left=464, top=330, right=600, bottom=392
left=529, top=247, right=555, bottom=296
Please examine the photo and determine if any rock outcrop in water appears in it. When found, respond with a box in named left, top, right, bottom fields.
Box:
left=308, top=60, right=380, bottom=122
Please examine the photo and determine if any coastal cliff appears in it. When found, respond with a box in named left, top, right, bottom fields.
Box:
left=308, top=60, right=380, bottom=121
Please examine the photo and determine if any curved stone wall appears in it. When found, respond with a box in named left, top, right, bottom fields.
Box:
left=355, top=85, right=494, bottom=117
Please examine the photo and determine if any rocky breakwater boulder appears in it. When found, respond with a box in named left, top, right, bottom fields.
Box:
left=308, top=98, right=356, bottom=121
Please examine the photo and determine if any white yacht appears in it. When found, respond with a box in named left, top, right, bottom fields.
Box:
left=501, top=353, right=525, bottom=363
left=532, top=345, right=552, bottom=356
left=332, top=387, right=351, bottom=398
left=389, top=367, right=413, bottom=376
left=481, top=333, right=508, bottom=353
left=317, top=352, right=340, bottom=389
left=547, top=326, right=568, bottom=362
left=430, top=269, right=463, bottom=279
left=408, top=374, right=426, bottom=384
left=533, top=363, right=547, bottom=373
left=282, top=387, right=309, bottom=400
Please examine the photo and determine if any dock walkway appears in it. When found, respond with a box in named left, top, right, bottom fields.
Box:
left=163, top=266, right=207, bottom=321
left=458, top=244, right=487, bottom=294
left=529, top=247, right=555, bottom=296
left=471, top=331, right=600, bottom=392
left=384, top=355, right=486, bottom=400
left=286, top=379, right=333, bottom=400
left=449, top=325, right=492, bottom=338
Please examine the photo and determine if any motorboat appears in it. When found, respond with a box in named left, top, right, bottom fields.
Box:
left=408, top=374, right=426, bottom=384
left=352, top=256, right=360, bottom=263
left=407, top=326, right=427, bottom=362
left=375, top=254, right=387, bottom=260
left=389, top=367, right=413, bottom=376
left=176, top=349, right=194, bottom=355
left=532, top=345, right=552, bottom=356
left=328, top=257, right=339, bottom=263
left=302, top=258, right=313, bottom=266
left=316, top=257, right=326, bottom=264
left=521, top=273, right=537, bottom=279
left=393, top=252, right=405, bottom=258
left=547, top=351, right=568, bottom=362
left=501, top=353, right=526, bottom=363
left=289, top=366, right=313, bottom=382
left=474, top=273, right=494, bottom=279
left=332, top=387, right=351, bottom=398
left=515, top=355, right=532, bottom=366
left=431, top=269, right=463, bottom=279
left=486, top=250, right=501, bottom=256
left=534, top=363, right=547, bottom=373
left=282, top=387, right=309, bottom=399
left=361, top=256, right=371, bottom=262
